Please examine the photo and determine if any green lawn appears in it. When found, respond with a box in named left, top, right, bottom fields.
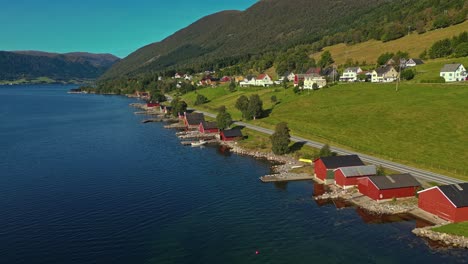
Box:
left=432, top=222, right=468, bottom=238
left=183, top=81, right=468, bottom=181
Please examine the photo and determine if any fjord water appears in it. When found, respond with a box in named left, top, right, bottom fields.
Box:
left=0, top=85, right=465, bottom=264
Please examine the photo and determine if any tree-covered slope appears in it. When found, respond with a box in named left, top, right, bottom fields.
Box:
left=102, top=0, right=467, bottom=80
left=0, top=51, right=120, bottom=81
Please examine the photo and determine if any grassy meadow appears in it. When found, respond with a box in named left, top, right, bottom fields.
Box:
left=311, top=21, right=468, bottom=65
left=183, top=80, right=468, bottom=181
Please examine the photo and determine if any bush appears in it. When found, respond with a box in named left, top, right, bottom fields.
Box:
left=194, top=94, right=208, bottom=105
left=400, top=69, right=415, bottom=81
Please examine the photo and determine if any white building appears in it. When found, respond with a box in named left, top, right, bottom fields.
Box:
left=371, top=66, right=398, bottom=83
left=440, top=64, right=467, bottom=82
left=303, top=74, right=327, bottom=89
left=339, top=67, right=362, bottom=82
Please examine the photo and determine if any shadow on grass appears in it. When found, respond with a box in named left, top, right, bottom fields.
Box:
left=289, top=141, right=306, bottom=153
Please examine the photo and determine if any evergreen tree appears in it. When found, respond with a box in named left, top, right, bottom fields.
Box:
left=229, top=80, right=236, bottom=92
left=194, top=94, right=208, bottom=105
left=319, top=144, right=333, bottom=157
left=270, top=122, right=290, bottom=155
left=318, top=51, right=334, bottom=68
left=170, top=98, right=187, bottom=117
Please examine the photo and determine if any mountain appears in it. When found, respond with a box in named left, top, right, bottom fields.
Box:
left=102, top=0, right=467, bottom=80
left=0, top=51, right=120, bottom=82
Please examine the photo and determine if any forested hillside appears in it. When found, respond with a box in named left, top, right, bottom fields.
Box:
left=101, top=0, right=467, bottom=80
left=0, top=51, right=119, bottom=81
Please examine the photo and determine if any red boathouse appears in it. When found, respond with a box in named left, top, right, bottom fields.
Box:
left=220, top=128, right=243, bottom=141
left=334, top=165, right=377, bottom=189
left=183, top=112, right=205, bottom=130
left=314, top=155, right=365, bottom=184
left=418, top=183, right=468, bottom=222
left=358, top=174, right=421, bottom=201
left=199, top=121, right=219, bottom=134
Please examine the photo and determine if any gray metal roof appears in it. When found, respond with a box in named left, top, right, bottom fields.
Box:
left=367, top=174, right=421, bottom=190
left=335, top=165, right=377, bottom=178
left=440, top=64, right=462, bottom=72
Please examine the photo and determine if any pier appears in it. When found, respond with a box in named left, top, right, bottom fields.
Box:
left=259, top=173, right=314, bottom=182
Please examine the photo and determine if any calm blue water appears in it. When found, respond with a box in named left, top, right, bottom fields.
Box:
left=0, top=85, right=466, bottom=264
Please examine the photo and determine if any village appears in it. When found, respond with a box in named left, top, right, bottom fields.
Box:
left=130, top=97, right=468, bottom=248
left=167, top=58, right=467, bottom=90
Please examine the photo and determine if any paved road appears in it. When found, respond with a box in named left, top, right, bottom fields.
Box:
left=197, top=110, right=463, bottom=185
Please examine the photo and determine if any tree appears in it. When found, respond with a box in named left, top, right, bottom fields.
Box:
left=247, top=94, right=263, bottom=120
left=377, top=52, right=394, bottom=65
left=318, top=51, right=334, bottom=68
left=194, top=94, right=208, bottom=105
left=216, top=106, right=232, bottom=130
left=170, top=97, right=187, bottom=117
left=282, top=78, right=288, bottom=89
left=376, top=165, right=386, bottom=176
left=454, top=43, right=468, bottom=58
left=319, top=144, right=333, bottom=157
left=428, top=39, right=452, bottom=59
left=235, top=95, right=250, bottom=119
left=419, top=49, right=428, bottom=60
left=229, top=80, right=236, bottom=92
left=312, top=83, right=319, bottom=90
left=270, top=122, right=290, bottom=155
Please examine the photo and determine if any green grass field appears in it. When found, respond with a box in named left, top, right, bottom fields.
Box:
left=311, top=21, right=468, bottom=65
left=183, top=80, right=468, bottom=181
left=432, top=222, right=468, bottom=238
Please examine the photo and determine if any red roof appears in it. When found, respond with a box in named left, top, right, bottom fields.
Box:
left=256, top=74, right=270, bottom=80
left=306, top=68, right=321, bottom=75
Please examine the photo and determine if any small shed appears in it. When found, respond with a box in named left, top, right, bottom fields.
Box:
left=418, top=183, right=468, bottom=222
left=314, top=155, right=365, bottom=184
left=199, top=121, right=219, bottom=134
left=334, top=165, right=377, bottom=189
left=220, top=128, right=243, bottom=141
left=358, top=174, right=420, bottom=201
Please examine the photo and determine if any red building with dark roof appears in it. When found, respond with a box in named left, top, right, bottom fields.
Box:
left=418, top=183, right=468, bottom=222
left=220, top=128, right=243, bottom=141
left=314, top=155, right=365, bottom=183
left=199, top=121, right=219, bottom=134
left=358, top=174, right=421, bottom=201
left=184, top=113, right=205, bottom=130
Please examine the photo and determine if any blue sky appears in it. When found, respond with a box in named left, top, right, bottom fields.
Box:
left=0, top=0, right=257, bottom=58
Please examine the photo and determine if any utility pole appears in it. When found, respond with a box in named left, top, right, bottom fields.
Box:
left=395, top=70, right=400, bottom=92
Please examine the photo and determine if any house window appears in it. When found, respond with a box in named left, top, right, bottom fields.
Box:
left=449, top=73, right=453, bottom=76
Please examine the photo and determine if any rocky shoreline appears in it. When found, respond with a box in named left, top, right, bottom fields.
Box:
left=413, top=226, right=468, bottom=248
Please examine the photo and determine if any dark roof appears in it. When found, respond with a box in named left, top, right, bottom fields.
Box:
left=408, top=58, right=424, bottom=65
left=367, top=174, right=421, bottom=190
left=318, top=155, right=364, bottom=169
left=185, top=113, right=205, bottom=126
left=438, top=183, right=468, bottom=208
left=222, top=128, right=243, bottom=138
left=375, top=65, right=394, bottom=76
left=201, top=121, right=218, bottom=130
left=306, top=67, right=322, bottom=75
left=440, top=64, right=462, bottom=72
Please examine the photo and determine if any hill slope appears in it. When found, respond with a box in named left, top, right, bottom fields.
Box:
left=0, top=51, right=120, bottom=81
left=102, top=0, right=467, bottom=80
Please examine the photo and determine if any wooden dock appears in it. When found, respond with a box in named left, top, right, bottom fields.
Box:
left=260, top=173, right=314, bottom=183
left=141, top=118, right=163, bottom=123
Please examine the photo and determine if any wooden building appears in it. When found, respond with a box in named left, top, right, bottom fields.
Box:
left=199, top=121, right=219, bottom=134
left=334, top=165, right=377, bottom=189
left=418, top=183, right=468, bottom=222
left=220, top=128, right=243, bottom=141
left=358, top=174, right=420, bottom=201
left=314, top=155, right=365, bottom=184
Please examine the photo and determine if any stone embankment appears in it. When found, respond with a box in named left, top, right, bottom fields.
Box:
left=413, top=227, right=468, bottom=248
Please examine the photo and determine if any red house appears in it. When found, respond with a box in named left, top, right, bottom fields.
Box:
left=220, top=76, right=232, bottom=83
left=199, top=121, right=219, bottom=134
left=334, top=165, right=377, bottom=189
left=418, top=183, right=468, bottom=222
left=220, top=128, right=243, bottom=141
left=314, top=155, right=365, bottom=184
left=184, top=112, right=205, bottom=130
left=358, top=174, right=421, bottom=201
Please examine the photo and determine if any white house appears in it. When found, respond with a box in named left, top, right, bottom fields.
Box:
left=440, top=64, right=467, bottom=82
left=303, top=74, right=327, bottom=89
left=255, top=74, right=273, bottom=87
left=183, top=74, right=193, bottom=81
left=239, top=75, right=256, bottom=87
left=174, top=73, right=183, bottom=79
left=405, top=58, right=424, bottom=67
left=371, top=66, right=398, bottom=83
left=339, top=67, right=362, bottom=82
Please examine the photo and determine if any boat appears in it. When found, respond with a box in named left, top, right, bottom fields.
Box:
left=191, top=140, right=207, bottom=147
